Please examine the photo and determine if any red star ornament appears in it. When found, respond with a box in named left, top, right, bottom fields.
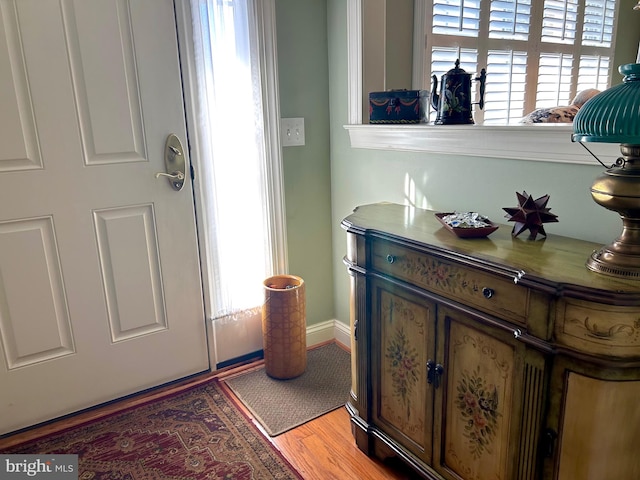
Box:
left=503, top=191, right=558, bottom=240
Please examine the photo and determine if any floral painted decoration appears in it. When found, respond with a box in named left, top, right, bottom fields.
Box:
left=456, top=365, right=500, bottom=458
left=386, top=326, right=420, bottom=417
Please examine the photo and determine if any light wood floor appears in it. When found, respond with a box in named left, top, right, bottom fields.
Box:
left=269, top=405, right=416, bottom=479
left=0, top=346, right=417, bottom=479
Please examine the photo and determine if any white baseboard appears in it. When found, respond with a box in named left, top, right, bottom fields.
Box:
left=211, top=318, right=351, bottom=368
left=333, top=320, right=351, bottom=350
left=305, top=319, right=336, bottom=346
left=306, top=319, right=350, bottom=351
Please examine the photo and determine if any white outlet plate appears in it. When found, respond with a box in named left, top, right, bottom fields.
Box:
left=281, top=117, right=305, bottom=147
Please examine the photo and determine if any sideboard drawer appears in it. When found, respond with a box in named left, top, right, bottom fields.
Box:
left=556, top=297, right=640, bottom=359
left=372, top=239, right=529, bottom=325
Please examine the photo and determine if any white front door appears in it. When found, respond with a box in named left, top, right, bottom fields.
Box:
left=0, top=0, right=208, bottom=435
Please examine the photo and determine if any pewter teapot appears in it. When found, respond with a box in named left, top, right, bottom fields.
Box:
left=430, top=59, right=486, bottom=125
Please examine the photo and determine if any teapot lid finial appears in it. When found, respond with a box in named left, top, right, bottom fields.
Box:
left=446, top=58, right=466, bottom=75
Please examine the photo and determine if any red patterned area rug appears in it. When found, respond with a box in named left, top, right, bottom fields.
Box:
left=2, top=379, right=302, bottom=479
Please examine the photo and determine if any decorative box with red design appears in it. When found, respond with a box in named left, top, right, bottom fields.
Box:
left=369, top=89, right=429, bottom=124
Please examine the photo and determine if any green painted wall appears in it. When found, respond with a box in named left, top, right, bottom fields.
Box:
left=276, top=0, right=334, bottom=327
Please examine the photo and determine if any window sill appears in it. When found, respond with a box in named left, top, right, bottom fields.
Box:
left=344, top=123, right=621, bottom=166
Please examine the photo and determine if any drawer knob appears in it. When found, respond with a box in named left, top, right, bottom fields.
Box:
left=386, top=254, right=396, bottom=264
left=482, top=287, right=495, bottom=299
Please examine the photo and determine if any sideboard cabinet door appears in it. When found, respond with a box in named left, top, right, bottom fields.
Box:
left=433, top=305, right=547, bottom=480
left=543, top=355, right=640, bottom=479
left=371, top=277, right=436, bottom=465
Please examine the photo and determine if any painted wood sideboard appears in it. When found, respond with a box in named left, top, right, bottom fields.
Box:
left=342, top=203, right=640, bottom=480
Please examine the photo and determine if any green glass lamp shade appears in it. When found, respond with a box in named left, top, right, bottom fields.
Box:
left=572, top=63, right=640, bottom=144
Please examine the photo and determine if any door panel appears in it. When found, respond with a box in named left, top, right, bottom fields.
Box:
left=372, top=278, right=435, bottom=464
left=0, top=0, right=208, bottom=434
left=0, top=216, right=74, bottom=369
left=433, top=306, right=545, bottom=480
left=440, top=318, right=516, bottom=480
left=67, top=0, right=147, bottom=164
left=93, top=204, right=167, bottom=341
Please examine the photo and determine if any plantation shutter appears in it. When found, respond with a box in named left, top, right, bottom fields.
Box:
left=424, top=0, right=618, bottom=124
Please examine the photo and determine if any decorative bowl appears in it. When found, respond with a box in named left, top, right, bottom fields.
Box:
left=435, top=212, right=499, bottom=238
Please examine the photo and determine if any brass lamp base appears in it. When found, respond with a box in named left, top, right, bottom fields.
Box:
left=588, top=145, right=640, bottom=278
left=587, top=237, right=640, bottom=279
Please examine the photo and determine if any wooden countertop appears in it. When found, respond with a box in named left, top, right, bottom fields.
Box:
left=342, top=203, right=640, bottom=303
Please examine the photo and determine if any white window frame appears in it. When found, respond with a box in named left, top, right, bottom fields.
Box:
left=344, top=0, right=620, bottom=165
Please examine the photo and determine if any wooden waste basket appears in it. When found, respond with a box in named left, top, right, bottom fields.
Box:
left=262, top=275, right=306, bottom=379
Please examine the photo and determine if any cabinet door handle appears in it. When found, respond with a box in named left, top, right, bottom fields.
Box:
left=386, top=254, right=396, bottom=264
left=426, top=359, right=435, bottom=385
left=434, top=363, right=444, bottom=389
left=353, top=319, right=358, bottom=341
left=542, top=429, right=558, bottom=457
left=482, top=287, right=495, bottom=299
left=427, top=361, right=444, bottom=388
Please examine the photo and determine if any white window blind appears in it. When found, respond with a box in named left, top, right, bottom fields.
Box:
left=488, top=0, right=531, bottom=40
left=432, top=0, right=481, bottom=36
left=541, top=0, right=578, bottom=44
left=424, top=0, right=619, bottom=124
